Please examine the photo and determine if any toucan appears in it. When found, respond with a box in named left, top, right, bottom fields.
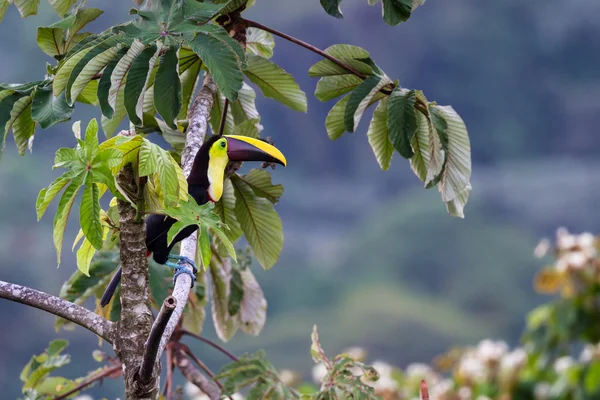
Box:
left=100, top=135, right=286, bottom=307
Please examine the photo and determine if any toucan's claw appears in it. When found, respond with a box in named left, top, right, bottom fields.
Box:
left=165, top=257, right=197, bottom=288
left=167, top=254, right=197, bottom=273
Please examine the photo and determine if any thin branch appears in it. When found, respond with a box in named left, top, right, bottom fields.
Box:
left=164, top=346, right=174, bottom=400
left=180, top=329, right=238, bottom=362
left=182, top=346, right=235, bottom=400
left=174, top=347, right=221, bottom=400
left=0, top=280, right=114, bottom=343
left=245, top=19, right=367, bottom=79
left=140, top=296, right=177, bottom=384
left=218, top=98, right=230, bottom=136
left=53, top=365, right=121, bottom=400
left=157, top=74, right=219, bottom=361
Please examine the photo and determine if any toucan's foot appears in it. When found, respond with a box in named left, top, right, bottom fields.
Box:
left=165, top=255, right=197, bottom=288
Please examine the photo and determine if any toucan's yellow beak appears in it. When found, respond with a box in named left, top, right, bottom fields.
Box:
left=224, top=135, right=287, bottom=167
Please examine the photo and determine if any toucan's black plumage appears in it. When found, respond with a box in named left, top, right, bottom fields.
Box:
left=100, top=135, right=286, bottom=307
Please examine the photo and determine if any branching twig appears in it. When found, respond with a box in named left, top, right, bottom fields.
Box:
left=174, top=346, right=221, bottom=400
left=180, top=329, right=239, bottom=362
left=164, top=346, right=174, bottom=400
left=0, top=280, right=115, bottom=343
left=53, top=365, right=121, bottom=400
left=140, top=296, right=177, bottom=384
left=157, top=74, right=219, bottom=361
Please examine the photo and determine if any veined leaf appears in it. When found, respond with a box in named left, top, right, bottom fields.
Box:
left=210, top=256, right=239, bottom=342
left=325, top=44, right=370, bottom=60
left=344, top=74, right=389, bottom=133
left=14, top=0, right=39, bottom=18
left=49, top=0, right=77, bottom=17
left=0, top=93, right=25, bottom=160
left=232, top=118, right=259, bottom=138
left=0, top=1, right=8, bottom=23
left=108, top=40, right=146, bottom=112
left=76, top=80, right=99, bottom=106
left=53, top=180, right=82, bottom=265
left=409, top=110, right=430, bottom=182
left=231, top=82, right=262, bottom=132
left=315, top=74, right=362, bottom=102
left=214, top=178, right=242, bottom=243
left=101, top=76, right=127, bottom=138
left=237, top=169, right=283, bottom=204
left=76, top=226, right=109, bottom=276
left=97, top=47, right=128, bottom=119
left=198, top=224, right=211, bottom=269
left=236, top=267, right=267, bottom=335
left=31, top=88, right=73, bottom=129
left=231, top=175, right=283, bottom=270
left=387, top=87, right=417, bottom=158
left=244, top=54, right=307, bottom=112
left=325, top=95, right=350, bottom=140
left=6, top=95, right=35, bottom=155
left=246, top=28, right=275, bottom=59
left=37, top=26, right=66, bottom=58
left=138, top=139, right=158, bottom=177
left=154, top=46, right=181, bottom=129
left=320, top=0, right=343, bottom=18
left=155, top=145, right=180, bottom=205
left=367, top=97, right=394, bottom=170
left=65, top=8, right=104, bottom=41
left=210, top=90, right=234, bottom=136
left=185, top=25, right=245, bottom=100
left=54, top=35, right=108, bottom=96
left=80, top=183, right=103, bottom=251
left=36, top=175, right=70, bottom=221
left=69, top=43, right=123, bottom=104
left=125, top=43, right=161, bottom=126
left=58, top=251, right=119, bottom=304
left=382, top=0, right=413, bottom=26
left=309, top=58, right=374, bottom=78
left=177, top=49, right=201, bottom=120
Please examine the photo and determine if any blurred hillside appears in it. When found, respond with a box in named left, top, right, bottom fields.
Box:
left=0, top=0, right=599, bottom=398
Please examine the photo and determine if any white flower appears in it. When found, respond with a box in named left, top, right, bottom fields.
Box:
left=556, top=227, right=576, bottom=250
left=501, top=348, right=527, bottom=370
left=312, top=362, right=328, bottom=384
left=457, top=353, right=488, bottom=383
left=564, top=251, right=588, bottom=269
left=372, top=360, right=394, bottom=378
left=580, top=345, right=596, bottom=363
left=429, top=379, right=454, bottom=398
left=477, top=339, right=508, bottom=363
left=342, top=346, right=367, bottom=361
left=405, top=363, right=433, bottom=380
left=554, top=356, right=574, bottom=374
left=534, top=239, right=551, bottom=258
left=458, top=386, right=472, bottom=400
left=184, top=381, right=204, bottom=399
left=577, top=232, right=595, bottom=248
left=279, top=369, right=298, bottom=386
left=372, top=374, right=399, bottom=392
left=231, top=394, right=245, bottom=400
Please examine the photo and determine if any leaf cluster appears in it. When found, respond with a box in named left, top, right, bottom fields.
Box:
left=311, top=44, right=471, bottom=217
left=319, top=0, right=425, bottom=26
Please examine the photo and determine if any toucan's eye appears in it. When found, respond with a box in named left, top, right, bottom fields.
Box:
left=220, top=140, right=226, bottom=148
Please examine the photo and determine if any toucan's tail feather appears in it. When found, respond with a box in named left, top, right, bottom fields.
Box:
left=100, top=267, right=122, bottom=307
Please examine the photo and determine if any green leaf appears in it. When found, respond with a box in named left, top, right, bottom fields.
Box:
left=231, top=82, right=262, bottom=132
left=14, top=0, right=40, bottom=18
left=315, top=74, right=362, bottom=102
left=387, top=87, right=417, bottom=158
left=101, top=77, right=127, bottom=138
left=246, top=28, right=275, bottom=59
left=245, top=54, right=307, bottom=112
left=80, top=183, right=103, bottom=252
left=155, top=145, right=180, bottom=205
left=231, top=175, right=283, bottom=270
left=53, top=180, right=82, bottom=265
left=320, top=0, right=343, bottom=18
left=37, top=27, right=66, bottom=58
left=31, top=88, right=73, bottom=129
left=198, top=225, right=211, bottom=269
left=182, top=272, right=207, bottom=334
left=367, top=98, right=394, bottom=170
left=185, top=26, right=245, bottom=100
left=585, top=361, right=600, bottom=394
left=154, top=47, right=181, bottom=129
left=236, top=267, right=266, bottom=335
left=210, top=90, right=234, bottom=136
left=237, top=169, right=283, bottom=203
left=97, top=47, right=128, bottom=119
left=232, top=118, right=259, bottom=138
left=382, top=0, right=413, bottom=26
left=66, top=8, right=104, bottom=40
left=408, top=108, right=430, bottom=182
left=229, top=268, right=243, bottom=316
left=49, top=0, right=77, bottom=17
left=177, top=49, right=201, bottom=121
left=0, top=93, right=25, bottom=160
left=76, top=80, right=99, bottom=106
left=36, top=176, right=70, bottom=221
left=138, top=139, right=158, bottom=177
left=214, top=179, right=242, bottom=242
left=108, top=40, right=146, bottom=112
left=325, top=95, right=349, bottom=140
left=0, top=1, right=8, bottom=23
left=344, top=75, right=389, bottom=133
left=125, top=43, right=161, bottom=126
left=8, top=96, right=35, bottom=155
left=69, top=43, right=123, bottom=105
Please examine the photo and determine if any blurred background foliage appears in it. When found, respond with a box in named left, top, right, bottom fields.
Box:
left=0, top=0, right=599, bottom=397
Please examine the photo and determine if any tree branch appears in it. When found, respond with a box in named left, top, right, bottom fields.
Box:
left=53, top=364, right=121, bottom=400
left=174, top=347, right=220, bottom=400
left=140, top=296, right=177, bottom=384
left=180, top=329, right=238, bottom=362
left=0, top=280, right=114, bottom=343
left=157, top=74, right=218, bottom=360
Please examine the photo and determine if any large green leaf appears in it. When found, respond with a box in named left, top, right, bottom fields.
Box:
left=49, top=0, right=77, bottom=17
left=80, top=183, right=103, bottom=251
left=230, top=82, right=262, bottom=132
left=214, top=178, right=242, bottom=243
left=246, top=28, right=275, bottom=59
left=315, top=74, right=362, bottom=102
left=53, top=180, right=82, bottom=265
left=320, top=0, right=343, bottom=18
left=6, top=95, right=35, bottom=155
left=101, top=77, right=127, bottom=138
left=108, top=40, right=146, bottom=112
left=387, top=87, right=417, bottom=158
left=177, top=49, right=201, bottom=120
left=125, top=43, right=161, bottom=126
left=244, top=54, right=307, bottom=112
left=185, top=25, right=245, bottom=100
left=325, top=95, right=350, bottom=140
left=236, top=267, right=267, bottom=335
left=36, top=175, right=70, bottom=221
left=382, top=0, right=413, bottom=26
left=231, top=175, right=283, bottom=270
left=367, top=98, right=394, bottom=170
left=0, top=93, right=25, bottom=160
left=31, top=88, right=73, bottom=129
left=14, top=0, right=39, bottom=18
left=210, top=257, right=239, bottom=341
left=97, top=47, right=128, bottom=119
left=210, top=90, right=234, bottom=136
left=344, top=74, right=389, bottom=133
left=237, top=169, right=283, bottom=204
left=154, top=47, right=182, bottom=129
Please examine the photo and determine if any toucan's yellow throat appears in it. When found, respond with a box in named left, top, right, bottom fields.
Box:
left=205, top=135, right=286, bottom=202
